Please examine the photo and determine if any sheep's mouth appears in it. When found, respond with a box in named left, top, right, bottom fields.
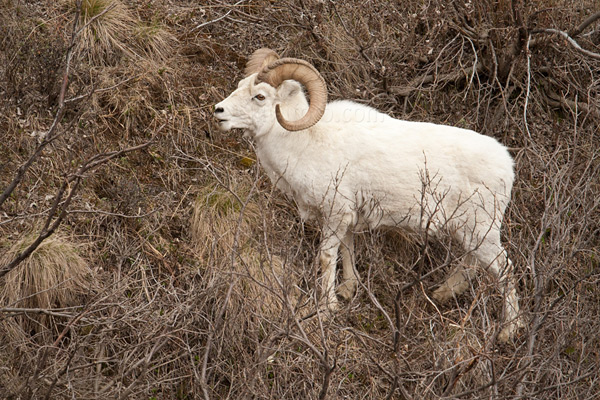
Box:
left=216, top=119, right=232, bottom=131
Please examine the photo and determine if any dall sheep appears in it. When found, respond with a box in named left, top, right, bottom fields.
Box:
left=214, top=48, right=523, bottom=342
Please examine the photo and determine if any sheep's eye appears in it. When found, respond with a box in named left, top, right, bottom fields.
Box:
left=254, top=94, right=266, bottom=101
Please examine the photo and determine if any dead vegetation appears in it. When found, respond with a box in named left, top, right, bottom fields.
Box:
left=0, top=0, right=599, bottom=398
left=0, top=234, right=92, bottom=344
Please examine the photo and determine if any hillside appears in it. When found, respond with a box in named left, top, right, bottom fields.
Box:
left=1, top=1, right=599, bottom=398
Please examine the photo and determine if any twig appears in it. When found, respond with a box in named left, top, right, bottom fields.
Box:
left=192, top=0, right=246, bottom=31
left=0, top=1, right=82, bottom=209
left=117, top=337, right=169, bottom=400
left=391, top=64, right=483, bottom=97
left=0, top=307, right=84, bottom=319
left=68, top=208, right=158, bottom=219
left=531, top=28, right=600, bottom=60
left=22, top=306, right=89, bottom=400
left=1, top=207, right=156, bottom=227
left=200, top=277, right=237, bottom=400
left=64, top=76, right=136, bottom=104
left=524, top=34, right=533, bottom=138
left=43, top=340, right=81, bottom=400
left=569, top=11, right=600, bottom=37
left=0, top=139, right=155, bottom=279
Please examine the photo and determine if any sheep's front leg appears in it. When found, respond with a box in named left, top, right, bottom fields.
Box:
left=318, top=214, right=355, bottom=311
left=319, top=229, right=342, bottom=311
left=337, top=230, right=358, bottom=301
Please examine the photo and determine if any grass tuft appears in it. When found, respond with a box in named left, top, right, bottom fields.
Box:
left=0, top=234, right=93, bottom=341
left=133, top=20, right=178, bottom=62
left=73, top=0, right=137, bottom=65
left=192, top=180, right=295, bottom=318
left=69, top=0, right=177, bottom=66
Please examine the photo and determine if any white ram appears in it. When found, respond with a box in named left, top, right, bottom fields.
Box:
left=214, top=48, right=523, bottom=341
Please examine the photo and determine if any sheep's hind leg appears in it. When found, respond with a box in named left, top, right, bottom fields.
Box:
left=490, top=254, right=524, bottom=342
left=472, top=239, right=524, bottom=342
left=337, top=230, right=358, bottom=301
left=432, top=265, right=474, bottom=303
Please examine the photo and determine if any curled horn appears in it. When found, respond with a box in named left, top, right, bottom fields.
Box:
left=244, top=48, right=280, bottom=77
left=257, top=58, right=328, bottom=132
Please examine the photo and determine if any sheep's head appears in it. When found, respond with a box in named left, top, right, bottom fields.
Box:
left=214, top=49, right=327, bottom=133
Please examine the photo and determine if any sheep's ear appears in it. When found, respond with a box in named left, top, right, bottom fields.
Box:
left=277, top=80, right=302, bottom=100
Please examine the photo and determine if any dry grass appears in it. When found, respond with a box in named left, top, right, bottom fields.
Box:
left=191, top=178, right=298, bottom=319
left=72, top=0, right=138, bottom=65
left=191, top=179, right=261, bottom=261
left=0, top=0, right=599, bottom=398
left=0, top=234, right=93, bottom=342
left=70, top=0, right=175, bottom=66
left=132, top=19, right=178, bottom=62
left=90, top=58, right=173, bottom=135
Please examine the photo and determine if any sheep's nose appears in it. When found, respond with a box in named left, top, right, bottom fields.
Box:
left=214, top=106, right=224, bottom=114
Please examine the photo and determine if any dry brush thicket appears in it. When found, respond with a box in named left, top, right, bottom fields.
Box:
left=0, top=0, right=599, bottom=399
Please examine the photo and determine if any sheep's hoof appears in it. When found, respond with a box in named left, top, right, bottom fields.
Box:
left=307, top=296, right=338, bottom=321
left=497, top=326, right=514, bottom=343
left=337, top=279, right=357, bottom=301
left=432, top=276, right=470, bottom=303
left=498, top=317, right=525, bottom=343
left=328, top=298, right=339, bottom=312
left=432, top=285, right=454, bottom=303
left=322, top=295, right=339, bottom=314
